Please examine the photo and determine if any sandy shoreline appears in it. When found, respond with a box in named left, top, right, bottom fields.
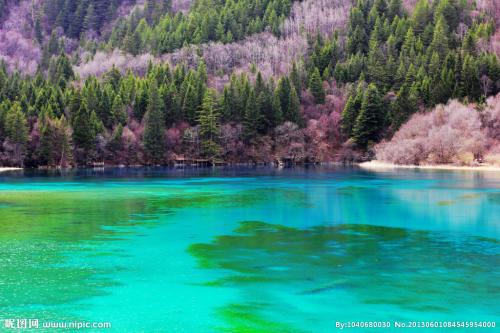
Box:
left=359, top=161, right=500, bottom=172
left=0, top=167, right=22, bottom=173
left=2, top=163, right=500, bottom=172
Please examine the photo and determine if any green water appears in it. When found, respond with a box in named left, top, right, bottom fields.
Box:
left=0, top=167, right=498, bottom=332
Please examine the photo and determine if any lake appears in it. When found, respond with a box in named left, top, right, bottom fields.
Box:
left=0, top=167, right=499, bottom=332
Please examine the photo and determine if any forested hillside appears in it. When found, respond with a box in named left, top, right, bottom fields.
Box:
left=0, top=0, right=499, bottom=167
left=107, top=0, right=292, bottom=54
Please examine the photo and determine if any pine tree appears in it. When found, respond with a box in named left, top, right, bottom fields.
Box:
left=347, top=26, right=369, bottom=55
left=93, top=0, right=110, bottom=30
left=272, top=89, right=284, bottom=127
left=39, top=114, right=73, bottom=167
left=5, top=102, right=28, bottom=166
left=181, top=83, right=199, bottom=123
left=143, top=83, right=165, bottom=164
left=55, top=52, right=74, bottom=83
left=347, top=6, right=368, bottom=54
left=53, top=115, right=73, bottom=167
left=389, top=83, right=418, bottom=131
left=47, top=31, right=60, bottom=56
left=254, top=72, right=266, bottom=98
left=367, top=35, right=387, bottom=87
left=111, top=94, right=127, bottom=126
left=290, top=62, right=302, bottom=95
left=0, top=102, right=8, bottom=143
left=462, top=32, right=476, bottom=55
left=145, top=0, right=156, bottom=23
left=411, top=0, right=431, bottom=35
left=57, top=0, right=73, bottom=33
left=123, top=28, right=142, bottom=56
left=197, top=60, right=208, bottom=85
left=84, top=4, right=98, bottom=32
left=428, top=15, right=449, bottom=59
left=99, top=84, right=114, bottom=127
left=34, top=15, right=44, bottom=45
left=309, top=67, right=325, bottom=104
left=197, top=89, right=221, bottom=158
left=106, top=0, right=119, bottom=22
left=277, top=77, right=291, bottom=115
left=105, top=65, right=122, bottom=90
left=39, top=115, right=54, bottom=165
left=257, top=86, right=275, bottom=132
left=72, top=96, right=98, bottom=164
left=287, top=86, right=304, bottom=127
left=161, top=83, right=177, bottom=126
left=462, top=55, right=481, bottom=101
left=220, top=86, right=232, bottom=121
left=341, top=83, right=363, bottom=138
left=134, top=85, right=149, bottom=121
left=243, top=90, right=262, bottom=141
left=352, top=83, right=385, bottom=147
left=107, top=123, right=124, bottom=159
left=434, top=0, right=462, bottom=32
left=388, top=0, right=402, bottom=19
left=68, top=1, right=85, bottom=38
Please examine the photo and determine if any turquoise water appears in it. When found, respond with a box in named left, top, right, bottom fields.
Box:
left=0, top=167, right=499, bottom=332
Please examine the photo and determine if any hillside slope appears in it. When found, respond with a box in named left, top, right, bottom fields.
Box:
left=0, top=0, right=499, bottom=168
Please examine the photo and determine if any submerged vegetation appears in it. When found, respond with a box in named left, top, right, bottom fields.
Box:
left=189, top=220, right=500, bottom=330
left=0, top=168, right=499, bottom=330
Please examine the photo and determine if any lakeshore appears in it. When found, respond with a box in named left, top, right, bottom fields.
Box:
left=3, top=161, right=500, bottom=173
left=359, top=161, right=500, bottom=172
left=0, top=167, right=22, bottom=173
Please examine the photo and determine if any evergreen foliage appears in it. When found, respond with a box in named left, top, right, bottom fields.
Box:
left=108, top=0, right=292, bottom=54
left=352, top=83, right=385, bottom=148
left=198, top=89, right=221, bottom=158
left=309, top=67, right=326, bottom=104
left=0, top=0, right=498, bottom=166
left=336, top=0, right=500, bottom=145
left=143, top=82, right=165, bottom=164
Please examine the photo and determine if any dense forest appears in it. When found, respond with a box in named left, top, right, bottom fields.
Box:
left=0, top=0, right=499, bottom=167
left=107, top=0, right=292, bottom=54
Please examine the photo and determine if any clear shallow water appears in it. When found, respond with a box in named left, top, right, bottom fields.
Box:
left=0, top=167, right=499, bottom=332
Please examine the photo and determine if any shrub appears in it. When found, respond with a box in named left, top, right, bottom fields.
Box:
left=375, top=99, right=492, bottom=165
